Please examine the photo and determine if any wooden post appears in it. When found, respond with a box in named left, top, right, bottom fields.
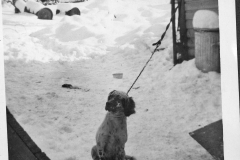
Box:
left=171, top=0, right=177, bottom=65
left=235, top=0, right=240, bottom=110
left=179, top=0, right=188, bottom=60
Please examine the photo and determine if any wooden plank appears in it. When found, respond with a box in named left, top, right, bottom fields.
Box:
left=178, top=0, right=189, bottom=60
left=188, top=47, right=195, bottom=57
left=185, top=0, right=218, bottom=11
left=185, top=9, right=218, bottom=20
left=186, top=19, right=193, bottom=29
left=171, top=0, right=177, bottom=65
left=8, top=124, right=37, bottom=160
left=187, top=28, right=195, bottom=38
left=189, top=120, right=224, bottom=160
left=7, top=107, right=51, bottom=160
left=7, top=110, right=41, bottom=154
left=236, top=0, right=240, bottom=93
left=187, top=37, right=195, bottom=47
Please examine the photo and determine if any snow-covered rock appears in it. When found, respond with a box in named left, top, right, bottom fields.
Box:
left=26, top=0, right=44, bottom=14
left=15, top=0, right=26, bottom=13
left=193, top=10, right=219, bottom=29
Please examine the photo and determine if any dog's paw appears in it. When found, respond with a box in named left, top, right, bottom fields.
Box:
left=125, top=155, right=136, bottom=160
left=98, top=150, right=105, bottom=160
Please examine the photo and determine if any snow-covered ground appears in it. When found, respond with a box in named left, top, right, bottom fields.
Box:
left=2, top=0, right=222, bottom=160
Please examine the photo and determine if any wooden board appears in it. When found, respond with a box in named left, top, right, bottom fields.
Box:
left=187, top=47, right=195, bottom=57
left=8, top=124, right=37, bottom=160
left=7, top=107, right=50, bottom=160
left=187, top=28, right=195, bottom=38
left=187, top=37, right=194, bottom=47
left=189, top=120, right=224, bottom=160
left=178, top=0, right=189, bottom=61
left=185, top=0, right=218, bottom=11
left=185, top=9, right=218, bottom=20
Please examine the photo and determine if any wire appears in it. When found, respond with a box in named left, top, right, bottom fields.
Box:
left=126, top=6, right=179, bottom=95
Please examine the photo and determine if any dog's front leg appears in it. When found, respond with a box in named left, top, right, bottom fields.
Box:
left=96, top=134, right=110, bottom=160
left=114, top=146, right=125, bottom=160
left=91, top=145, right=106, bottom=160
left=97, top=148, right=105, bottom=160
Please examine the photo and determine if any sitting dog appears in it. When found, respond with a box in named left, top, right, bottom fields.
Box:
left=91, top=90, right=136, bottom=160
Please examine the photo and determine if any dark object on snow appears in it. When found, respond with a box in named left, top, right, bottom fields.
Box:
left=15, top=7, right=21, bottom=13
left=7, top=0, right=21, bottom=13
left=113, top=73, right=123, bottom=79
left=62, top=84, right=90, bottom=91
left=65, top=7, right=81, bottom=16
left=62, top=84, right=73, bottom=88
left=7, top=107, right=50, bottom=160
left=56, top=9, right=60, bottom=14
left=24, top=7, right=31, bottom=13
left=189, top=119, right=224, bottom=160
left=37, top=8, right=53, bottom=20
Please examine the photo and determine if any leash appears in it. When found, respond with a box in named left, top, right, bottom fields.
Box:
left=126, top=6, right=179, bottom=95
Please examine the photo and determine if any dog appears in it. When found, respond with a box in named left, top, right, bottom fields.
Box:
left=91, top=90, right=136, bottom=160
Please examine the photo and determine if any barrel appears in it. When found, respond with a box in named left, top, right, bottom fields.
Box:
left=194, top=28, right=220, bottom=73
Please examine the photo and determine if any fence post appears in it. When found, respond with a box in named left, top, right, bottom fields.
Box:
left=171, top=0, right=177, bottom=65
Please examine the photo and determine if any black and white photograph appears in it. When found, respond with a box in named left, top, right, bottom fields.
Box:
left=0, top=0, right=240, bottom=160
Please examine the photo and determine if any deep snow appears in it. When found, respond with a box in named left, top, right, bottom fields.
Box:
left=2, top=0, right=221, bottom=160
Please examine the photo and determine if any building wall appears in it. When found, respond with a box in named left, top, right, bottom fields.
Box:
left=184, top=0, right=218, bottom=57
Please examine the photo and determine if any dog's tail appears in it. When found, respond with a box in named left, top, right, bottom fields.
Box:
left=125, top=155, right=137, bottom=160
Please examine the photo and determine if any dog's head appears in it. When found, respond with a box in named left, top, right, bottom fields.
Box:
left=105, top=90, right=136, bottom=117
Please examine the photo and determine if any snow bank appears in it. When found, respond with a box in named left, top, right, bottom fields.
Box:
left=57, top=3, right=73, bottom=13
left=2, top=2, right=15, bottom=12
left=26, top=0, right=44, bottom=14
left=29, top=15, right=107, bottom=60
left=193, top=10, right=219, bottom=29
left=15, top=0, right=26, bottom=13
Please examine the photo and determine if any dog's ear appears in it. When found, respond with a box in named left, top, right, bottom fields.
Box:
left=124, top=97, right=136, bottom=117
left=107, top=90, right=116, bottom=100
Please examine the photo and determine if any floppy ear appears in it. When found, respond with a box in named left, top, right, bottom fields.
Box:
left=124, top=97, right=136, bottom=117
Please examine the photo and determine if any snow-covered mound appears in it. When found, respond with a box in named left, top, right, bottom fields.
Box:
left=2, top=2, right=15, bottom=12
left=193, top=10, right=219, bottom=29
left=57, top=3, right=74, bottom=13
left=15, top=0, right=26, bottom=13
left=29, top=0, right=171, bottom=61
left=26, top=0, right=44, bottom=14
